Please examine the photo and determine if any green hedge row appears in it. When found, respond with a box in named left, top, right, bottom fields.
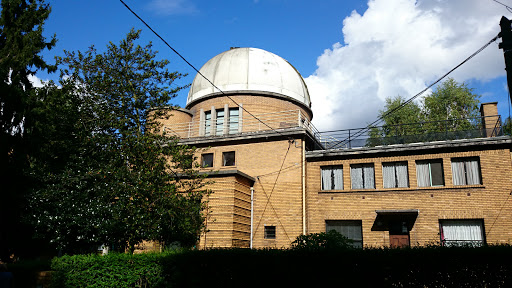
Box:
left=48, top=246, right=512, bottom=287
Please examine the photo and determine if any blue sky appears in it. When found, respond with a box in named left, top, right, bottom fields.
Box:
left=35, top=0, right=512, bottom=131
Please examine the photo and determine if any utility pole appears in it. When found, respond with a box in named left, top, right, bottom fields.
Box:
left=499, top=16, right=512, bottom=104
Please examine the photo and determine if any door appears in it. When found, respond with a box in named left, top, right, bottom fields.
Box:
left=390, top=234, right=410, bottom=248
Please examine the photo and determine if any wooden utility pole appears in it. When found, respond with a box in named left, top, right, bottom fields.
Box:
left=499, top=16, right=512, bottom=104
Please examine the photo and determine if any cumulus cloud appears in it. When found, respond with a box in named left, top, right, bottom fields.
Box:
left=28, top=74, right=45, bottom=88
left=147, top=0, right=198, bottom=15
left=306, top=0, right=506, bottom=131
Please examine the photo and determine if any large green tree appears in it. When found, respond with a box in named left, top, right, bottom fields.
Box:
left=367, top=78, right=481, bottom=146
left=28, top=29, right=208, bottom=254
left=0, top=0, right=56, bottom=261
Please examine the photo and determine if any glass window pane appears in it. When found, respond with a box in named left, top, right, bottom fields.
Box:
left=430, top=161, right=444, bottom=186
left=223, top=151, right=235, bottom=166
left=229, top=108, right=239, bottom=134
left=202, top=153, right=213, bottom=168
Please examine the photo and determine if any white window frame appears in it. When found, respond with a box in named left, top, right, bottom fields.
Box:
left=321, top=165, right=343, bottom=190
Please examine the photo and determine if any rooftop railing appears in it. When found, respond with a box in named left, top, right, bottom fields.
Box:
left=163, top=109, right=320, bottom=140
left=316, top=115, right=503, bottom=150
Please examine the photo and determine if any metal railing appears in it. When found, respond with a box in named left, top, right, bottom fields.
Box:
left=316, top=115, right=503, bottom=150
left=163, top=109, right=320, bottom=139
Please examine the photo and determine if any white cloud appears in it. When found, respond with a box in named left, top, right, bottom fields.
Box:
left=28, top=74, right=45, bottom=88
left=147, top=0, right=198, bottom=15
left=306, top=0, right=506, bottom=131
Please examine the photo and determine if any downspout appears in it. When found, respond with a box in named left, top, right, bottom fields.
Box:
left=250, top=186, right=254, bottom=249
left=302, top=138, right=306, bottom=235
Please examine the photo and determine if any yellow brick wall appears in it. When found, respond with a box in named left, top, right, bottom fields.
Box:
left=197, top=138, right=305, bottom=248
left=306, top=146, right=512, bottom=247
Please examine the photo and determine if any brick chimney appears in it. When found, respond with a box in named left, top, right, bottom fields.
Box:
left=480, top=102, right=500, bottom=137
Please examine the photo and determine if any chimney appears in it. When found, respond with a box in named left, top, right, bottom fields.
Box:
left=480, top=102, right=500, bottom=137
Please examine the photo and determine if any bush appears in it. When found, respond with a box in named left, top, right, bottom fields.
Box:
left=290, top=230, right=354, bottom=250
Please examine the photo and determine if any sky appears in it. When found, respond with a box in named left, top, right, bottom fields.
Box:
left=33, top=0, right=512, bottom=131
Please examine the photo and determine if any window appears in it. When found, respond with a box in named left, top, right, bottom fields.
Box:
left=215, top=109, right=225, bottom=136
left=382, top=162, right=409, bottom=188
left=439, top=219, right=484, bottom=247
left=204, top=111, right=212, bottom=136
left=222, top=151, right=235, bottom=166
left=351, top=164, right=375, bottom=189
left=416, top=159, right=444, bottom=187
left=202, top=153, right=213, bottom=168
left=451, top=157, right=481, bottom=185
left=326, top=220, right=363, bottom=248
left=321, top=165, right=343, bottom=190
left=264, top=226, right=276, bottom=239
left=228, top=108, right=239, bottom=134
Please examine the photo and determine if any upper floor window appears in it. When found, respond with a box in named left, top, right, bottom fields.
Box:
left=321, top=165, right=343, bottom=190
left=222, top=151, right=235, bottom=166
left=204, top=111, right=212, bottom=136
left=416, top=159, right=444, bottom=187
left=264, top=226, right=276, bottom=239
left=382, top=161, right=409, bottom=188
left=451, top=157, right=481, bottom=185
left=351, top=164, right=375, bottom=189
left=215, top=109, right=225, bottom=136
left=228, top=108, right=239, bottom=134
left=201, top=153, right=213, bottom=168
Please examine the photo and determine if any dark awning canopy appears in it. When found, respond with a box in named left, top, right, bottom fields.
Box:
left=371, top=209, right=419, bottom=231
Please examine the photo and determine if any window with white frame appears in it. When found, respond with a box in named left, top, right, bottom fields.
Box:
left=351, top=164, right=375, bottom=189
left=321, top=165, right=343, bottom=190
left=326, top=220, right=363, bottom=248
left=382, top=161, right=409, bottom=188
left=228, top=108, right=239, bottom=134
left=416, top=159, right=444, bottom=187
left=451, top=157, right=481, bottom=185
left=439, top=219, right=484, bottom=247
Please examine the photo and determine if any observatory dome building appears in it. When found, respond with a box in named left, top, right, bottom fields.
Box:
left=157, top=47, right=512, bottom=250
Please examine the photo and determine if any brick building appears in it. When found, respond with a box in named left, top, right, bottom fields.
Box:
left=159, top=47, right=512, bottom=248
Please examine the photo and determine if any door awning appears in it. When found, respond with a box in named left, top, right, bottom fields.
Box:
left=371, top=209, right=419, bottom=231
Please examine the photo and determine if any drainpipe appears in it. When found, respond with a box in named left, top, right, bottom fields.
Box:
left=250, top=186, right=254, bottom=249
left=302, top=138, right=306, bottom=235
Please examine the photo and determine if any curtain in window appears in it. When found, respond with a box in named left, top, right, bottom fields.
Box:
left=466, top=159, right=481, bottom=185
left=441, top=220, right=483, bottom=245
left=382, top=164, right=396, bottom=188
left=416, top=162, right=430, bottom=187
left=396, top=162, right=409, bottom=188
left=333, top=166, right=343, bottom=190
left=363, top=165, right=375, bottom=189
left=321, top=167, right=332, bottom=190
left=351, top=166, right=363, bottom=189
left=451, top=160, right=466, bottom=185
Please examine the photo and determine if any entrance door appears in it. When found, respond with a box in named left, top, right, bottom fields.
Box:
left=390, top=234, right=410, bottom=248
left=389, top=221, right=410, bottom=248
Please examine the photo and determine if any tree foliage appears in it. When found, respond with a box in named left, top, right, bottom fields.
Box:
left=290, top=230, right=354, bottom=251
left=28, top=29, right=208, bottom=254
left=0, top=0, right=56, bottom=262
left=367, top=78, right=481, bottom=146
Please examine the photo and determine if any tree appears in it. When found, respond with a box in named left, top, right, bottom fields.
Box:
left=504, top=116, right=512, bottom=136
left=28, top=29, right=208, bottom=254
left=367, top=78, right=481, bottom=146
left=0, top=0, right=56, bottom=262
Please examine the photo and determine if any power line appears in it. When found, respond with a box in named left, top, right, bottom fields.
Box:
left=329, top=34, right=500, bottom=149
left=492, top=0, right=512, bottom=13
left=119, top=0, right=291, bottom=139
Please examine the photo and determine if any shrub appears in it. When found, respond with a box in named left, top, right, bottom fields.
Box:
left=290, top=230, right=354, bottom=250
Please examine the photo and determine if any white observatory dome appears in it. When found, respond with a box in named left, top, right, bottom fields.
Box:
left=186, top=47, right=311, bottom=110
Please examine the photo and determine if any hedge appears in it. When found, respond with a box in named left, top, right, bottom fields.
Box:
left=47, top=246, right=512, bottom=288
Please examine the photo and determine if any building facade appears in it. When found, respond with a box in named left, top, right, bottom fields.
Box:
left=159, top=47, right=512, bottom=248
